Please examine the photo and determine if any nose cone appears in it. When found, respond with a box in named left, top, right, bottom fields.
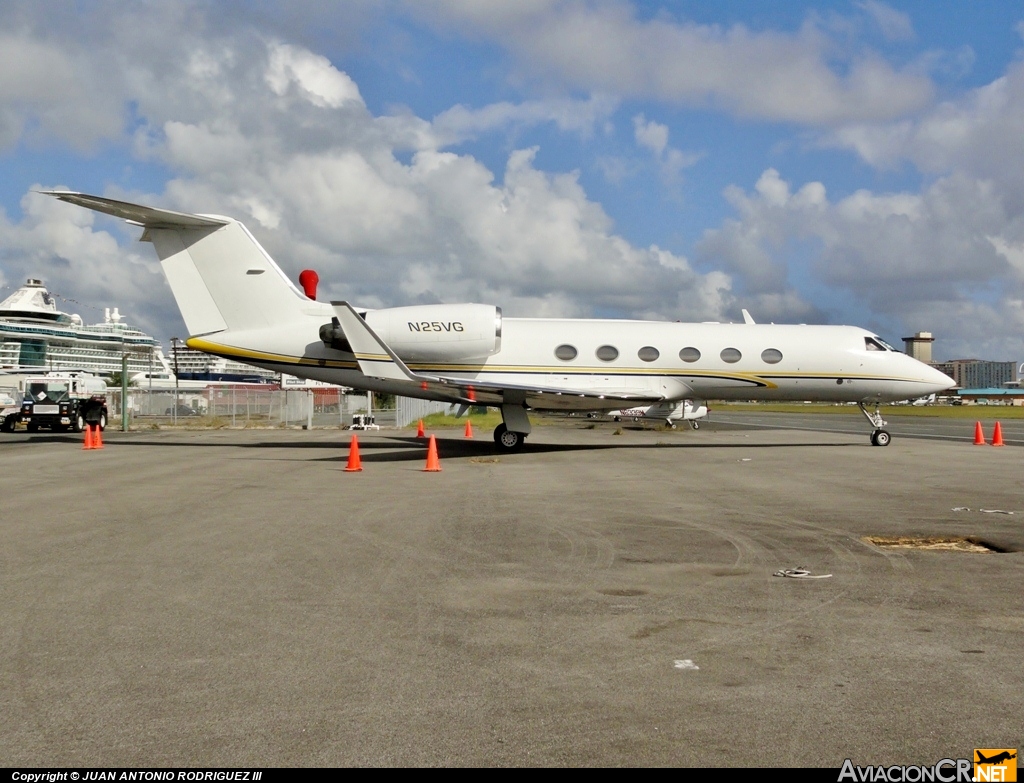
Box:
left=921, top=362, right=956, bottom=394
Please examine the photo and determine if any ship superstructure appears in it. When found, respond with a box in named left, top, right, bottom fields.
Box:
left=0, top=279, right=171, bottom=377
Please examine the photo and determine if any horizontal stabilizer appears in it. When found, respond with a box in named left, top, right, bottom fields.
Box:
left=39, top=191, right=229, bottom=229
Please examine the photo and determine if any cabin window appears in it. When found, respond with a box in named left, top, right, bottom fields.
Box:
left=761, top=348, right=783, bottom=364
left=638, top=346, right=660, bottom=362
left=679, top=347, right=701, bottom=362
left=720, top=348, right=742, bottom=363
left=555, top=344, right=578, bottom=361
left=864, top=337, right=885, bottom=352
left=596, top=345, right=619, bottom=362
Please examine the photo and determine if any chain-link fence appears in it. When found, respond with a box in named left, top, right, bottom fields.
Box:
left=105, top=387, right=460, bottom=429
left=105, top=387, right=411, bottom=428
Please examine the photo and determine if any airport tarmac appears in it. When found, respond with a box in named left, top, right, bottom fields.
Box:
left=2, top=418, right=1022, bottom=767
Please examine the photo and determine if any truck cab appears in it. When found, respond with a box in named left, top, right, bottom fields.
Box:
left=20, top=373, right=108, bottom=433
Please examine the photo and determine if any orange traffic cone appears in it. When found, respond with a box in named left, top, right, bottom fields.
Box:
left=973, top=421, right=986, bottom=445
left=416, top=419, right=425, bottom=438
left=344, top=434, right=363, bottom=471
left=464, top=418, right=473, bottom=438
left=991, top=421, right=1005, bottom=447
left=423, top=435, right=442, bottom=472
left=82, top=425, right=94, bottom=450
left=93, top=425, right=104, bottom=449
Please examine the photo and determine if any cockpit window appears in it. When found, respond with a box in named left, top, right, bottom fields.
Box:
left=875, top=336, right=898, bottom=351
left=865, top=337, right=887, bottom=351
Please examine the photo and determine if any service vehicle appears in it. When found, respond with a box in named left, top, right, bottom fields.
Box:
left=20, top=372, right=108, bottom=432
left=349, top=413, right=379, bottom=431
left=0, top=385, right=21, bottom=431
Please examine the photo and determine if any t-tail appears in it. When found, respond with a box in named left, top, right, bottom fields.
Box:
left=40, top=191, right=312, bottom=338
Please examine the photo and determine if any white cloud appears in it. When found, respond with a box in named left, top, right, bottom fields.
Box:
left=265, top=42, right=363, bottom=108
left=0, top=6, right=734, bottom=341
left=825, top=61, right=1024, bottom=192
left=698, top=167, right=1024, bottom=359
left=429, top=94, right=618, bottom=148
left=414, top=0, right=934, bottom=125
left=0, top=33, right=123, bottom=151
left=632, top=114, right=701, bottom=183
left=856, top=1, right=915, bottom=42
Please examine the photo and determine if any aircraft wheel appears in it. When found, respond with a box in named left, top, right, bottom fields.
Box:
left=493, top=423, right=525, bottom=452
left=871, top=429, right=891, bottom=447
left=689, top=420, right=700, bottom=430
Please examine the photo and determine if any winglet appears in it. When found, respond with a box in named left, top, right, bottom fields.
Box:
left=741, top=308, right=756, bottom=325
left=331, top=301, right=421, bottom=382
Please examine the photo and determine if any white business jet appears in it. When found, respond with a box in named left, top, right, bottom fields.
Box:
left=600, top=400, right=709, bottom=429
left=43, top=191, right=955, bottom=451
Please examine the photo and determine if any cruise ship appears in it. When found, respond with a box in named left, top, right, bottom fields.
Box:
left=168, top=344, right=277, bottom=385
left=0, top=278, right=278, bottom=387
left=0, top=279, right=173, bottom=377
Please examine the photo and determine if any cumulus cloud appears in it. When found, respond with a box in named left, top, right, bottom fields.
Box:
left=827, top=61, right=1024, bottom=204
left=698, top=168, right=1024, bottom=359
left=413, top=0, right=934, bottom=125
left=632, top=114, right=700, bottom=183
left=0, top=3, right=734, bottom=342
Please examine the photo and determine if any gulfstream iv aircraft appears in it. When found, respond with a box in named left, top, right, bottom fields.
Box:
left=44, top=191, right=955, bottom=451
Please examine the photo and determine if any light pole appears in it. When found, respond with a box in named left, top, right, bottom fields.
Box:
left=171, top=336, right=180, bottom=425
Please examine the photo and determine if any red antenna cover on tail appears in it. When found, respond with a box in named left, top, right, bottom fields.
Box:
left=298, top=269, right=319, bottom=300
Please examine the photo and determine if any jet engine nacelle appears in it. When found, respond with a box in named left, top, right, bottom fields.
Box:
left=363, top=304, right=502, bottom=362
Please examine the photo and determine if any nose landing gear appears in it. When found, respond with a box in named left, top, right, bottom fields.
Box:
left=859, top=403, right=891, bottom=447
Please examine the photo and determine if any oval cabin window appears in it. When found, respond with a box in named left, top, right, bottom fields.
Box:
left=638, top=346, right=660, bottom=362
left=555, top=344, right=578, bottom=361
left=679, top=347, right=701, bottom=363
left=596, top=345, right=619, bottom=362
left=761, top=349, right=783, bottom=364
left=720, top=348, right=742, bottom=363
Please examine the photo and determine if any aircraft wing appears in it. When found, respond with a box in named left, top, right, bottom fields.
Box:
left=332, top=301, right=665, bottom=407
left=38, top=191, right=229, bottom=229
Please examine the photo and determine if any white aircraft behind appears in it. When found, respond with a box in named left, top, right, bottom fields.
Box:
left=43, top=191, right=956, bottom=451
left=599, top=400, right=709, bottom=429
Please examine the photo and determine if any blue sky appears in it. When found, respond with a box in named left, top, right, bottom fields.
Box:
left=1, top=1, right=1023, bottom=363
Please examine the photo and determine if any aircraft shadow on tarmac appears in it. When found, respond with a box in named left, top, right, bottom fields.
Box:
left=98, top=433, right=860, bottom=463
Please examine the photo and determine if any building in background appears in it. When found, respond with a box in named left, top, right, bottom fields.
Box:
left=903, top=331, right=935, bottom=363
left=930, top=359, right=1016, bottom=390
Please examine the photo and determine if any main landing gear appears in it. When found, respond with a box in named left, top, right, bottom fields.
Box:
left=493, top=400, right=532, bottom=453
left=859, top=403, right=890, bottom=447
left=493, top=423, right=525, bottom=452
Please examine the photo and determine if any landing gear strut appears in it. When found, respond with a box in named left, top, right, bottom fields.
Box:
left=859, top=403, right=890, bottom=447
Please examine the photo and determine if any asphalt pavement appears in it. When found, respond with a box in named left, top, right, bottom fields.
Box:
left=2, top=421, right=1021, bottom=766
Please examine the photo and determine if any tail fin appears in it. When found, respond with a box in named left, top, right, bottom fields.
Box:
left=41, top=191, right=308, bottom=337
